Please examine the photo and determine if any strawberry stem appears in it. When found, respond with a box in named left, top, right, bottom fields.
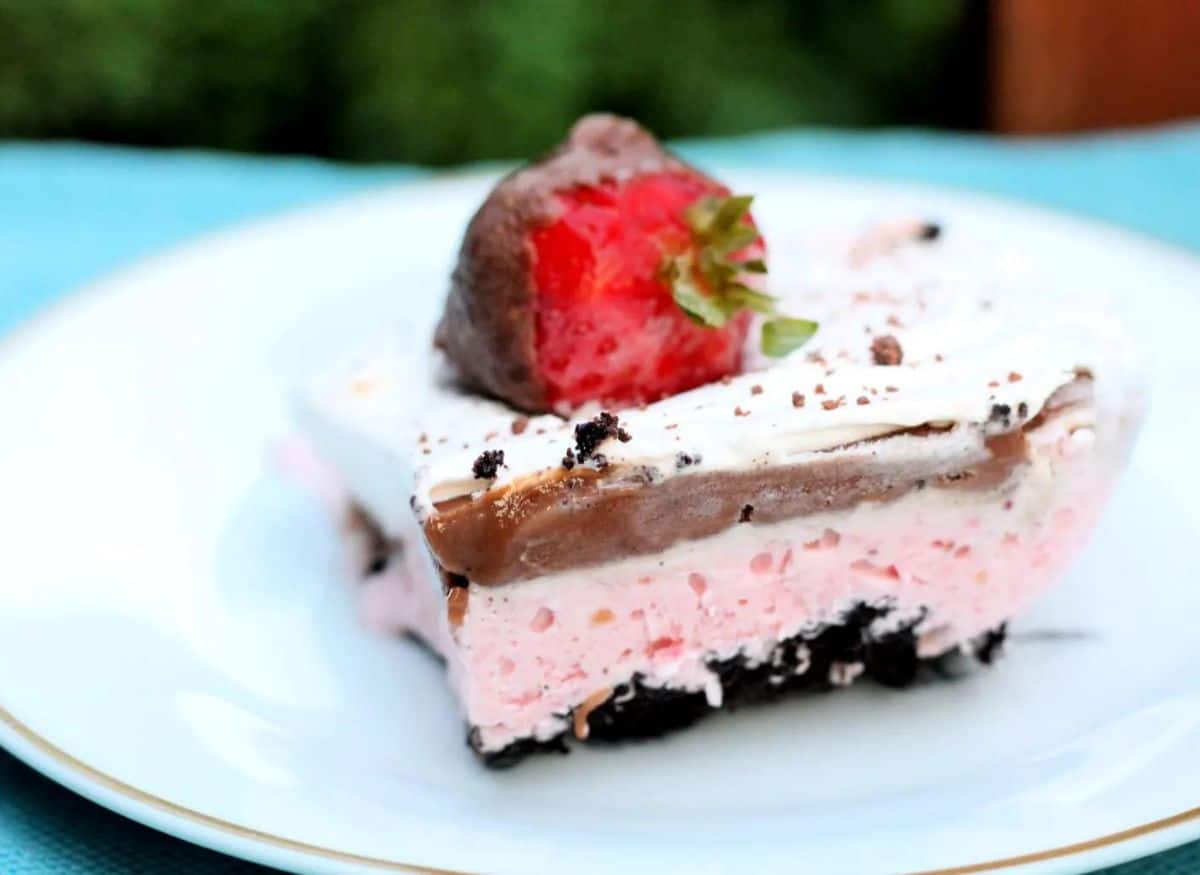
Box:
left=665, top=193, right=818, bottom=357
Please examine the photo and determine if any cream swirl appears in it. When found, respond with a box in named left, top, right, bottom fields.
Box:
left=299, top=222, right=1140, bottom=528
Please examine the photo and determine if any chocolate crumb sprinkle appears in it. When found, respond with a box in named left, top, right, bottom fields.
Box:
left=856, top=396, right=870, bottom=406
left=750, top=384, right=763, bottom=396
left=562, top=448, right=576, bottom=470
left=472, top=449, right=505, bottom=480
left=573, top=412, right=627, bottom=463
left=1008, top=371, right=1023, bottom=383
left=822, top=396, right=845, bottom=411
left=739, top=504, right=754, bottom=523
left=815, top=383, right=826, bottom=395
left=511, top=417, right=529, bottom=435
left=1018, top=401, right=1029, bottom=418
left=792, top=392, right=806, bottom=408
left=870, top=334, right=903, bottom=366
left=675, top=451, right=702, bottom=470
left=919, top=221, right=942, bottom=241
left=734, top=406, right=750, bottom=417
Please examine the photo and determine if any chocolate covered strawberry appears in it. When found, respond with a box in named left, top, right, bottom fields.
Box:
left=436, top=114, right=815, bottom=413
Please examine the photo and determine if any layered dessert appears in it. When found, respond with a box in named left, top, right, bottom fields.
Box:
left=296, top=115, right=1142, bottom=766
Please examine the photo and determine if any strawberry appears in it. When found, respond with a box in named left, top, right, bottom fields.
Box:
left=437, top=114, right=814, bottom=414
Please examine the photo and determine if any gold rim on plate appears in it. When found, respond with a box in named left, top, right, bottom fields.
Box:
left=2, top=704, right=1198, bottom=875
left=3, top=173, right=1199, bottom=874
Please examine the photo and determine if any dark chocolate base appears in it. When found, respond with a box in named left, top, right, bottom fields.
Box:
left=470, top=605, right=1006, bottom=768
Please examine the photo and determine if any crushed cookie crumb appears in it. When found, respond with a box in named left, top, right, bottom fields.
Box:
left=885, top=385, right=899, bottom=392
left=792, top=391, right=806, bottom=408
left=418, top=433, right=428, bottom=444
left=511, top=417, right=529, bottom=435
left=856, top=396, right=870, bottom=406
left=822, top=396, right=845, bottom=410
left=675, top=451, right=701, bottom=470
left=870, top=334, right=903, bottom=366
left=734, top=406, right=750, bottom=417
left=750, top=384, right=763, bottom=396
left=535, top=428, right=546, bottom=435
left=739, top=504, right=754, bottom=523
left=886, top=314, right=903, bottom=328
left=814, top=383, right=826, bottom=395
left=471, top=450, right=505, bottom=480
left=665, top=423, right=678, bottom=430
left=988, top=380, right=1000, bottom=388
left=919, top=221, right=942, bottom=241
left=934, top=353, right=945, bottom=363
left=484, top=430, right=498, bottom=442
left=572, top=412, right=627, bottom=463
left=1008, top=371, right=1023, bottom=383
left=1018, top=401, right=1029, bottom=418
left=561, top=448, right=576, bottom=470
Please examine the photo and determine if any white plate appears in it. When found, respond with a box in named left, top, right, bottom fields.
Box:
left=2, top=171, right=1199, bottom=875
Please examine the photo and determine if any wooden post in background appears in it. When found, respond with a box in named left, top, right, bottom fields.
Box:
left=991, top=0, right=1200, bottom=133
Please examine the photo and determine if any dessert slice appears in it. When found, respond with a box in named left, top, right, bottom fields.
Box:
left=295, top=116, right=1142, bottom=766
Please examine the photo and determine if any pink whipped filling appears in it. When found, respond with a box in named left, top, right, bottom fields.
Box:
left=345, top=407, right=1117, bottom=752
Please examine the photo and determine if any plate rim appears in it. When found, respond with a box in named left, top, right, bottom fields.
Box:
left=2, top=168, right=1199, bottom=875
left=6, top=700, right=1200, bottom=875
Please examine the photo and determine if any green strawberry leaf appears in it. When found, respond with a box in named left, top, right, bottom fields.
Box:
left=665, top=257, right=728, bottom=327
left=666, top=193, right=819, bottom=358
left=723, top=283, right=777, bottom=314
left=761, top=317, right=819, bottom=357
left=711, top=194, right=754, bottom=233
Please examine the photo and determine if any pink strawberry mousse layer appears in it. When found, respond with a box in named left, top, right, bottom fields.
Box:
left=344, top=400, right=1119, bottom=753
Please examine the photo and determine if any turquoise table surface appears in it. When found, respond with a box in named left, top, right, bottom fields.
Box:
left=1, top=126, right=1198, bottom=873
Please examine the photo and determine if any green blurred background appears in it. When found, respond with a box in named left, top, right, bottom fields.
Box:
left=0, top=0, right=983, bottom=165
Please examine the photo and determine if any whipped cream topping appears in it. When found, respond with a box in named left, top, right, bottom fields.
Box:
left=300, top=222, right=1139, bottom=528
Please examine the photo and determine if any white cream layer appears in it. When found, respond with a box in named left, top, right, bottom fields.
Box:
left=298, top=223, right=1140, bottom=535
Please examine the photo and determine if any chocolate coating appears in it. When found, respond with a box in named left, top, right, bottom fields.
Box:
left=435, top=114, right=691, bottom=413
left=424, top=427, right=1030, bottom=586
left=424, top=378, right=1088, bottom=587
